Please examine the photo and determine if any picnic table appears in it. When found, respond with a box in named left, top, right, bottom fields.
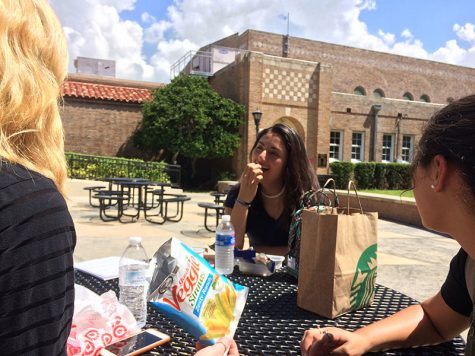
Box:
left=75, top=268, right=465, bottom=355
left=92, top=178, right=188, bottom=223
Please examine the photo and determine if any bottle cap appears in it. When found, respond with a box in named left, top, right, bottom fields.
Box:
left=221, top=214, right=230, bottom=222
left=129, top=236, right=142, bottom=245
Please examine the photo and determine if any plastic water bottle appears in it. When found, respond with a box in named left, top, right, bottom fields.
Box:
left=119, top=236, right=149, bottom=328
left=215, top=215, right=235, bottom=275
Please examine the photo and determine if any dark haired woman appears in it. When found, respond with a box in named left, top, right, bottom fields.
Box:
left=224, top=123, right=319, bottom=256
left=301, top=94, right=475, bottom=355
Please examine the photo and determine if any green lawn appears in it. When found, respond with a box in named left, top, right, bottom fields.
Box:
left=360, top=189, right=414, bottom=198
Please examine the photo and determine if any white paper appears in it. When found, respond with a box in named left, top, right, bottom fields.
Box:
left=75, top=256, right=121, bottom=280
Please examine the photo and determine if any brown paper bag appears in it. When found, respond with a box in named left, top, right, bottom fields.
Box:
left=297, top=182, right=378, bottom=319
left=287, top=179, right=339, bottom=277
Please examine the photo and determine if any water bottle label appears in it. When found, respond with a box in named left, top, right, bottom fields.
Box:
left=124, top=270, right=146, bottom=285
left=216, top=233, right=235, bottom=246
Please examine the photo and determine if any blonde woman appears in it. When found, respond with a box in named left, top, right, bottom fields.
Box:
left=0, top=1, right=76, bottom=354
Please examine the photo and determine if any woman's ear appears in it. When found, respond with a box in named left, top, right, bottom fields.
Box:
left=431, top=155, right=448, bottom=192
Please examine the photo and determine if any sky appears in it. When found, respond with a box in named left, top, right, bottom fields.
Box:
left=50, top=0, right=475, bottom=83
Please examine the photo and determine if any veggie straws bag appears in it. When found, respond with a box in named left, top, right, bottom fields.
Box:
left=147, top=237, right=248, bottom=346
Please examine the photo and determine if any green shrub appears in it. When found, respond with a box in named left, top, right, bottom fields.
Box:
left=217, top=170, right=237, bottom=181
left=65, top=152, right=172, bottom=184
left=330, top=161, right=412, bottom=191
left=374, top=164, right=387, bottom=189
left=353, top=162, right=376, bottom=189
left=385, top=163, right=412, bottom=189
left=329, top=161, right=354, bottom=189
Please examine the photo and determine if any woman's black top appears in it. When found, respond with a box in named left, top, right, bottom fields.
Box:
left=0, top=161, right=76, bottom=355
left=224, top=184, right=290, bottom=248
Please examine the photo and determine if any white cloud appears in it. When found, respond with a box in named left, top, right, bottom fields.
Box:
left=425, top=23, right=475, bottom=68
left=96, top=0, right=137, bottom=12
left=454, top=23, right=475, bottom=43
left=144, top=21, right=172, bottom=43
left=391, top=39, right=428, bottom=59
left=431, top=40, right=466, bottom=64
left=378, top=29, right=395, bottom=45
left=141, top=12, right=156, bottom=24
left=51, top=0, right=475, bottom=83
left=51, top=0, right=158, bottom=80
left=401, top=28, right=413, bottom=39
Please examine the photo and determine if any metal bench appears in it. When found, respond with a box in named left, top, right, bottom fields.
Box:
left=94, top=194, right=128, bottom=222
left=197, top=202, right=225, bottom=232
left=145, top=194, right=191, bottom=224
left=83, top=186, right=106, bottom=207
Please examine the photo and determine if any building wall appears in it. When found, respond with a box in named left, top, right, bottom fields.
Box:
left=330, top=93, right=443, bottom=162
left=61, top=98, right=142, bottom=156
left=211, top=52, right=334, bottom=174
left=209, top=53, right=251, bottom=173
left=214, top=30, right=475, bottom=104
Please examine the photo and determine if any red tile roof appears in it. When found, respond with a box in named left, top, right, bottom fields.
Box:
left=61, top=81, right=153, bottom=103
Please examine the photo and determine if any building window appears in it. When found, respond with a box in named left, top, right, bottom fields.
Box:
left=329, top=131, right=342, bottom=161
left=420, top=94, right=430, bottom=103
left=402, top=135, right=413, bottom=162
left=382, top=134, right=394, bottom=162
left=351, top=132, right=364, bottom=162
left=373, top=88, right=385, bottom=98
left=353, top=86, right=366, bottom=96
left=403, top=92, right=414, bottom=101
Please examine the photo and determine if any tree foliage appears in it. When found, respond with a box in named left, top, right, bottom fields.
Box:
left=134, top=75, right=244, bottom=162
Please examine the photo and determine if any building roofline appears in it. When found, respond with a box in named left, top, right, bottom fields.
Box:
left=242, top=29, right=475, bottom=72
left=66, top=73, right=164, bottom=90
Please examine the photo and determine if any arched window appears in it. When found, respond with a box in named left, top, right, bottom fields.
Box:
left=353, top=86, right=366, bottom=96
left=419, top=94, right=430, bottom=103
left=403, top=92, right=414, bottom=101
left=373, top=88, right=385, bottom=98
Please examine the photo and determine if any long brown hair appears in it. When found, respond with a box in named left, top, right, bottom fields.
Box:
left=251, top=123, right=319, bottom=213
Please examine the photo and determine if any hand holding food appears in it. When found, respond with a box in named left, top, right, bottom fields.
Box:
left=238, top=163, right=263, bottom=202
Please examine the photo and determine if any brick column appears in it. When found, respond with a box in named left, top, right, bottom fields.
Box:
left=313, top=63, right=333, bottom=175
left=244, top=52, right=264, bottom=170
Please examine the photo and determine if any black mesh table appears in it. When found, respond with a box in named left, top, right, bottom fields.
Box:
left=75, top=269, right=465, bottom=355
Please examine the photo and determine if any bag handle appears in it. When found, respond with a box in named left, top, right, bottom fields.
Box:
left=347, top=180, right=363, bottom=214
left=321, top=178, right=339, bottom=208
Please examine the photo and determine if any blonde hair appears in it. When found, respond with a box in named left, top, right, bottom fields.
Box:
left=0, top=0, right=68, bottom=195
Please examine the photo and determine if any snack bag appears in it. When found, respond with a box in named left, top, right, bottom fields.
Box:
left=147, top=237, right=248, bottom=345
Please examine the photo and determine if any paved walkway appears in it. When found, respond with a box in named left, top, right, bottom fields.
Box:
left=67, top=178, right=464, bottom=336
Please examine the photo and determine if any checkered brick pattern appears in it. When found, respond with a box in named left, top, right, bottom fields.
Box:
left=262, top=67, right=317, bottom=103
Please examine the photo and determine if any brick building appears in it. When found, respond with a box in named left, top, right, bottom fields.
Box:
left=191, top=30, right=475, bottom=175
left=60, top=73, right=162, bottom=156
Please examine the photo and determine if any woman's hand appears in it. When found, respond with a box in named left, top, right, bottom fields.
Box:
left=195, top=336, right=239, bottom=356
left=238, top=163, right=263, bottom=202
left=301, top=327, right=370, bottom=356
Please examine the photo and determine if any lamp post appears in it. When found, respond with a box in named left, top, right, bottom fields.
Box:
left=252, top=109, right=262, bottom=136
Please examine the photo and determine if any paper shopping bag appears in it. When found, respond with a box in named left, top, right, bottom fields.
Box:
left=287, top=179, right=339, bottom=277
left=297, top=182, right=378, bottom=319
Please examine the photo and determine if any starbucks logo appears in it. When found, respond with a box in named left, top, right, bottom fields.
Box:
left=350, top=244, right=377, bottom=309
